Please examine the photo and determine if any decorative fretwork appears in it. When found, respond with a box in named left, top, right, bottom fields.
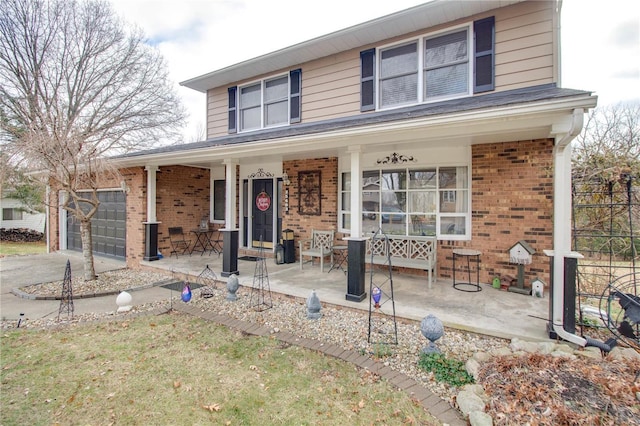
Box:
left=298, top=170, right=321, bottom=215
left=376, top=152, right=416, bottom=164
left=247, top=168, right=274, bottom=179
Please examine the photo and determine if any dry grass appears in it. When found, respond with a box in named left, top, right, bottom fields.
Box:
left=0, top=241, right=46, bottom=257
left=1, top=312, right=439, bottom=425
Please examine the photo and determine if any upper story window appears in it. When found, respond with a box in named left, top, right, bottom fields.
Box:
left=228, top=69, right=302, bottom=134
left=361, top=17, right=494, bottom=111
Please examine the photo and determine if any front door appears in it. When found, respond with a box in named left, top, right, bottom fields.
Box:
left=252, top=179, right=273, bottom=248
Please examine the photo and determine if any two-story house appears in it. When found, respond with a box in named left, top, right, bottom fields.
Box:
left=47, top=0, right=596, bottom=333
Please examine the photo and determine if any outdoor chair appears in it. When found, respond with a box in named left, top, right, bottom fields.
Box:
left=299, top=229, right=334, bottom=272
left=168, top=227, right=191, bottom=258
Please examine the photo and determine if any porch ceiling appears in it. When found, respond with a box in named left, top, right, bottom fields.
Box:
left=114, top=90, right=596, bottom=170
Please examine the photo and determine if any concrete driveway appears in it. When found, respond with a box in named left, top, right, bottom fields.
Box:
left=0, top=251, right=168, bottom=324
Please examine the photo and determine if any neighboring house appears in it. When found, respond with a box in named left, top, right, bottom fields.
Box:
left=1, top=195, right=46, bottom=233
left=47, top=0, right=596, bottom=298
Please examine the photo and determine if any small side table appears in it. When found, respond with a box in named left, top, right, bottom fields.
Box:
left=329, top=245, right=348, bottom=274
left=452, top=248, right=482, bottom=292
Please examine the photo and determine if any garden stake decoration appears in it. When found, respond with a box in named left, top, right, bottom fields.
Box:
left=197, top=264, right=218, bottom=298
left=367, top=229, right=398, bottom=345
left=250, top=235, right=272, bottom=311
left=57, top=259, right=74, bottom=321
left=226, top=274, right=239, bottom=301
left=420, top=314, right=444, bottom=354
left=181, top=282, right=192, bottom=302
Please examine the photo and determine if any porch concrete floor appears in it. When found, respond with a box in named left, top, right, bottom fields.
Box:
left=142, top=252, right=551, bottom=342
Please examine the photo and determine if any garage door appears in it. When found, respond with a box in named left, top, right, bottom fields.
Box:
left=67, top=191, right=126, bottom=259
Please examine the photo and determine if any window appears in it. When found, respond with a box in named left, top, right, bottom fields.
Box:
left=340, top=172, right=351, bottom=230
left=229, top=69, right=302, bottom=133
left=342, top=166, right=469, bottom=238
left=380, top=42, right=418, bottom=108
left=2, top=208, right=23, bottom=221
left=360, top=17, right=494, bottom=110
left=213, top=180, right=226, bottom=222
left=424, top=29, right=468, bottom=100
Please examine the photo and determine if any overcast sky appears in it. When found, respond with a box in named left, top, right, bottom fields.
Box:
left=110, top=0, right=640, bottom=142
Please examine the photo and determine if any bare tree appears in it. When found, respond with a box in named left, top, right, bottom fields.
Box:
left=572, top=102, right=639, bottom=263
left=0, top=0, right=186, bottom=280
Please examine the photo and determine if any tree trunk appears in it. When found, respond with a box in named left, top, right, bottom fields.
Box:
left=80, top=220, right=96, bottom=281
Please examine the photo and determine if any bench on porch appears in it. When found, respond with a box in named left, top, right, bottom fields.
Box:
left=366, top=235, right=437, bottom=289
left=299, top=229, right=334, bottom=272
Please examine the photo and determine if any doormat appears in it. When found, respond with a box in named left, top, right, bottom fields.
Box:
left=160, top=281, right=204, bottom=292
left=238, top=256, right=260, bottom=261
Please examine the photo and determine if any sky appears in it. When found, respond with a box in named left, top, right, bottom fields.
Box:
left=109, top=0, right=640, bottom=142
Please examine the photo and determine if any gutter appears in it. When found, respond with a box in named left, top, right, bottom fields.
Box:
left=551, top=108, right=587, bottom=346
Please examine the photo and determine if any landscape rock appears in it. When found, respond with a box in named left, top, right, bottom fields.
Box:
left=469, top=410, right=493, bottom=426
left=457, top=390, right=485, bottom=416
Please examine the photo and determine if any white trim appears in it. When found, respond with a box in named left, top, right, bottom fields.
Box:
left=113, top=95, right=597, bottom=169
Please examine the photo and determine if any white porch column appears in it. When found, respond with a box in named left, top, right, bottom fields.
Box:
left=348, top=145, right=363, bottom=237
left=145, top=165, right=159, bottom=222
left=224, top=159, right=238, bottom=229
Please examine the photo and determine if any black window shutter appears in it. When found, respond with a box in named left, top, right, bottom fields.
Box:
left=290, top=69, right=301, bottom=123
left=474, top=16, right=495, bottom=93
left=360, top=48, right=375, bottom=111
left=228, top=86, right=237, bottom=133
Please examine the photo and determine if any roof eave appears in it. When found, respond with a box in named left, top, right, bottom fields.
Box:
left=113, top=92, right=596, bottom=168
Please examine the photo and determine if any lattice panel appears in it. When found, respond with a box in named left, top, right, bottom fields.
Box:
left=388, top=239, right=409, bottom=258
left=409, top=239, right=433, bottom=260
left=368, top=238, right=387, bottom=257
left=314, top=233, right=333, bottom=251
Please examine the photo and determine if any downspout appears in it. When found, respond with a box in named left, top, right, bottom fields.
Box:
left=551, top=108, right=586, bottom=346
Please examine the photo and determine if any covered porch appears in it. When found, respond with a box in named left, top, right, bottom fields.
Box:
left=140, top=252, right=550, bottom=342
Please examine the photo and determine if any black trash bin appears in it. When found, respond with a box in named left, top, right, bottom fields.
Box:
left=281, top=229, right=296, bottom=263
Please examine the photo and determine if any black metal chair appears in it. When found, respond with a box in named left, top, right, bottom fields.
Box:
left=168, top=227, right=190, bottom=258
left=210, top=229, right=223, bottom=256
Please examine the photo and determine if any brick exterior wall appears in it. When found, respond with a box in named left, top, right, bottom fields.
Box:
left=155, top=166, right=211, bottom=257
left=47, top=140, right=555, bottom=288
left=281, top=158, right=339, bottom=253
left=438, top=139, right=554, bottom=286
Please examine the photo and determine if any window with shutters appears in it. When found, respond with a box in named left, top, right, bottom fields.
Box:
left=231, top=70, right=301, bottom=133
left=363, top=18, right=494, bottom=111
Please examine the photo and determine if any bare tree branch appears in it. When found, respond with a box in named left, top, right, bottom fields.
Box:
left=0, top=0, right=186, bottom=279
